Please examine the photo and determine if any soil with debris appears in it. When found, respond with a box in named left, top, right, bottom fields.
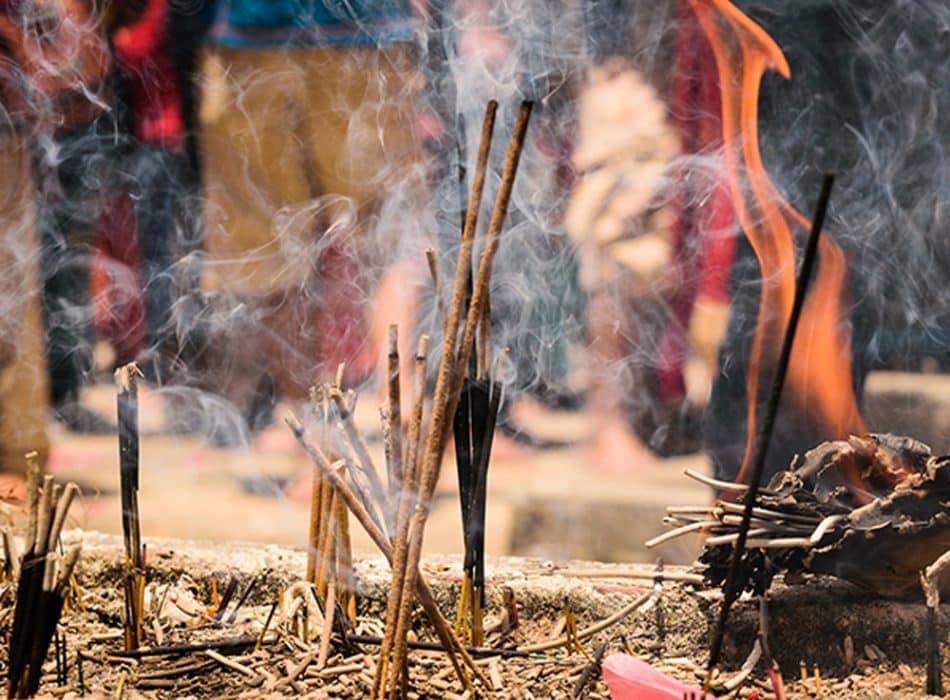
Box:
left=2, top=533, right=947, bottom=699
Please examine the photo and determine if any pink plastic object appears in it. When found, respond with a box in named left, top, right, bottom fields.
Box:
left=602, top=653, right=716, bottom=700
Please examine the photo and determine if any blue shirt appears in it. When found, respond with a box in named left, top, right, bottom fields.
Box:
left=210, top=0, right=415, bottom=48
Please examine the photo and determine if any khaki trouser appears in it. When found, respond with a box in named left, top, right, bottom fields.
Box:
left=197, top=44, right=423, bottom=410
left=0, top=135, right=50, bottom=473
left=200, top=44, right=423, bottom=294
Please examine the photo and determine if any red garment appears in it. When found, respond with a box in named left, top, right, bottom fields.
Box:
left=113, top=0, right=184, bottom=151
left=655, top=0, right=738, bottom=402
left=92, top=193, right=146, bottom=365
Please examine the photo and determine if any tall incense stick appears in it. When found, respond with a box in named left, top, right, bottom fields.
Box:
left=706, top=174, right=835, bottom=681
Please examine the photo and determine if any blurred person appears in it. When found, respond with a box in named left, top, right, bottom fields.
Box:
left=2, top=0, right=118, bottom=433
left=196, top=1, right=424, bottom=444
left=94, top=0, right=208, bottom=384
left=563, top=60, right=677, bottom=471
left=560, top=0, right=733, bottom=471
left=0, top=0, right=113, bottom=484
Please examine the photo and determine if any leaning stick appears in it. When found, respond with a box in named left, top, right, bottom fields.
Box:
left=390, top=100, right=532, bottom=691
left=287, top=420, right=488, bottom=690
left=372, top=336, right=431, bottom=698
left=329, top=389, right=390, bottom=534
left=707, top=174, right=834, bottom=682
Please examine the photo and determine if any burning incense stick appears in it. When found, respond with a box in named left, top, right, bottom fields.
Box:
left=389, top=100, right=532, bottom=695
left=706, top=174, right=835, bottom=684
left=116, top=363, right=143, bottom=570
left=116, top=362, right=146, bottom=652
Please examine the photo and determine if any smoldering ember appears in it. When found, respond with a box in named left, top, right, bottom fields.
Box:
left=0, top=1, right=948, bottom=698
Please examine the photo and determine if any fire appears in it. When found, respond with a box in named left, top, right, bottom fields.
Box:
left=688, top=0, right=866, bottom=484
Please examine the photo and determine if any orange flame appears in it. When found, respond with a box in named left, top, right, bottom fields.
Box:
left=689, top=0, right=866, bottom=485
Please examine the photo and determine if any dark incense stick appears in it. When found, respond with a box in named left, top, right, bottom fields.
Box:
left=116, top=363, right=145, bottom=651
left=7, top=470, right=81, bottom=698
left=707, top=174, right=835, bottom=679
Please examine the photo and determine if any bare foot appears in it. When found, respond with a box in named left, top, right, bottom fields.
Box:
left=509, top=398, right=592, bottom=445
left=283, top=472, right=312, bottom=503
left=486, top=431, right=531, bottom=463
left=585, top=417, right=657, bottom=473
left=254, top=420, right=300, bottom=454
left=0, top=473, right=27, bottom=502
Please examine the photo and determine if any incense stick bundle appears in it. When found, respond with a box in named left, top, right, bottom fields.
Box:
left=287, top=420, right=489, bottom=692
left=7, top=464, right=82, bottom=699
left=116, top=363, right=145, bottom=651
left=465, top=351, right=507, bottom=647
left=303, top=391, right=360, bottom=642
left=372, top=336, right=431, bottom=698
left=387, top=100, right=532, bottom=697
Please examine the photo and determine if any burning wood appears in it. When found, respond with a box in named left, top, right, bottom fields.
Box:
left=654, top=433, right=950, bottom=600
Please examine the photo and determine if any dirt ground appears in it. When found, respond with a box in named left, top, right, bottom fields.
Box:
left=8, top=535, right=948, bottom=699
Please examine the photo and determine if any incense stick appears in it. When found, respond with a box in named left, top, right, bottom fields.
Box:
left=116, top=363, right=146, bottom=652
left=425, top=247, right=447, bottom=325
left=373, top=336, right=431, bottom=698
left=389, top=101, right=532, bottom=693
left=706, top=173, right=835, bottom=682
left=287, top=420, right=488, bottom=691
left=385, top=324, right=403, bottom=527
